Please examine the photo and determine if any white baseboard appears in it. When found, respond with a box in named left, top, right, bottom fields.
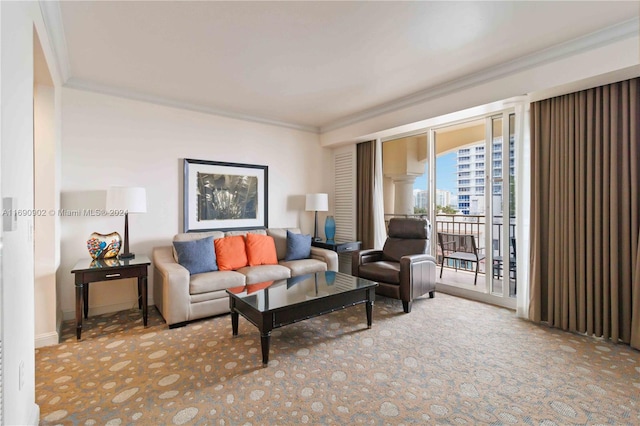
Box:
left=35, top=331, right=60, bottom=348
left=29, top=403, right=40, bottom=426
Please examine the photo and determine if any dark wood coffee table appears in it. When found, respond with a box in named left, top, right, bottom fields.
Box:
left=227, top=271, right=378, bottom=366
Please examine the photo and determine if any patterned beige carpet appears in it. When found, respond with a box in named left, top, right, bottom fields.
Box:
left=36, top=294, right=640, bottom=425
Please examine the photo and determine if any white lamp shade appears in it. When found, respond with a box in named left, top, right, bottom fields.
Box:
left=106, top=186, right=147, bottom=213
left=305, top=193, right=328, bottom=212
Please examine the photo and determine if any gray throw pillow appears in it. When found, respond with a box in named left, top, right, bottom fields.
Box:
left=173, top=236, right=218, bottom=275
left=284, top=230, right=311, bottom=261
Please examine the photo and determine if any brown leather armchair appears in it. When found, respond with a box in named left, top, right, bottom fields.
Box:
left=352, top=218, right=436, bottom=313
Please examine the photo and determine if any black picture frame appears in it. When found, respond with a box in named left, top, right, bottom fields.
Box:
left=183, top=158, right=268, bottom=232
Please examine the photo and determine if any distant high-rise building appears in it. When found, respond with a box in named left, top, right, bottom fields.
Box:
left=456, top=138, right=514, bottom=215
left=436, top=189, right=451, bottom=208
left=414, top=189, right=429, bottom=210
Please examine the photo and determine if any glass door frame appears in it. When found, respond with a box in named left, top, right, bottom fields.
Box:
left=426, top=108, right=518, bottom=309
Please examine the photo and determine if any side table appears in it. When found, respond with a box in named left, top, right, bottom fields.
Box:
left=71, top=255, right=151, bottom=340
left=311, top=239, right=361, bottom=254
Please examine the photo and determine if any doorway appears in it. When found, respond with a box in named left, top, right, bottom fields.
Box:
left=381, top=107, right=520, bottom=309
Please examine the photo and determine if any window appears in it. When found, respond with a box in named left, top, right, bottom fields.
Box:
left=459, top=171, right=471, bottom=177
left=459, top=164, right=470, bottom=170
left=476, top=154, right=485, bottom=160
left=476, top=162, right=484, bottom=168
left=459, top=156, right=471, bottom=162
left=475, top=171, right=484, bottom=177
left=493, top=160, right=502, bottom=168
left=459, top=179, right=470, bottom=185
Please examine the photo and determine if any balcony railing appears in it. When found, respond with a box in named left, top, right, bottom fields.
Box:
left=384, top=213, right=516, bottom=292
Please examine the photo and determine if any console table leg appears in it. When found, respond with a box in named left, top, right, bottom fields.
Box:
left=83, top=283, right=89, bottom=319
left=366, top=301, right=373, bottom=329
left=142, top=276, right=148, bottom=326
left=260, top=332, right=271, bottom=367
left=75, top=283, right=83, bottom=339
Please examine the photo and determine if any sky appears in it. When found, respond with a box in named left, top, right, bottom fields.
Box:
left=413, top=152, right=457, bottom=193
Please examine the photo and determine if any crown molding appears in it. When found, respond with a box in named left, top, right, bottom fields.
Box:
left=39, top=0, right=71, bottom=83
left=320, top=18, right=640, bottom=133
left=64, top=78, right=320, bottom=134
left=38, top=4, right=637, bottom=136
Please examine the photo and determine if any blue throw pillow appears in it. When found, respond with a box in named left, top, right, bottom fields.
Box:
left=284, top=230, right=311, bottom=261
left=173, top=236, right=218, bottom=275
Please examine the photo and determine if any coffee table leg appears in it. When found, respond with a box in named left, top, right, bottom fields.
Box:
left=231, top=311, right=239, bottom=336
left=366, top=288, right=374, bottom=329
left=260, top=332, right=271, bottom=367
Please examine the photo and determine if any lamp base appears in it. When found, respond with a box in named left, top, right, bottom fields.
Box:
left=119, top=252, right=135, bottom=259
left=312, top=237, right=323, bottom=242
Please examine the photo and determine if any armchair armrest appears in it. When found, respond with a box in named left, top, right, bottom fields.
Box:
left=152, top=246, right=191, bottom=326
left=400, top=253, right=437, bottom=265
left=310, top=246, right=338, bottom=272
left=399, top=253, right=437, bottom=302
left=351, top=249, right=384, bottom=276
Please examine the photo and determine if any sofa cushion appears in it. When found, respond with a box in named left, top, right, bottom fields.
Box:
left=173, top=231, right=225, bottom=262
left=172, top=236, right=218, bottom=275
left=225, top=229, right=267, bottom=237
left=245, top=233, right=278, bottom=266
left=189, top=270, right=246, bottom=295
left=267, top=228, right=301, bottom=260
left=285, top=230, right=311, bottom=261
left=236, top=264, right=291, bottom=284
left=279, top=258, right=327, bottom=276
left=358, top=261, right=400, bottom=285
left=214, top=235, right=249, bottom=271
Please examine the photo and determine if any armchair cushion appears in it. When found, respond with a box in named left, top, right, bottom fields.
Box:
left=382, top=238, right=428, bottom=262
left=358, top=261, right=400, bottom=284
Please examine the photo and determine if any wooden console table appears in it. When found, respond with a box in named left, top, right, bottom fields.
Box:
left=71, top=255, right=151, bottom=339
left=311, top=239, right=361, bottom=254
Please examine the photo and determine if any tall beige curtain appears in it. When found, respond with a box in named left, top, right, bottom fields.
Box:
left=356, top=141, right=375, bottom=249
left=529, top=77, right=640, bottom=350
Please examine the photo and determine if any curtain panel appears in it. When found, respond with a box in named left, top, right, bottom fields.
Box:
left=529, top=78, right=640, bottom=349
left=356, top=141, right=375, bottom=249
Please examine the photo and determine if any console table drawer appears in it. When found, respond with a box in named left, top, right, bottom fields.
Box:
left=80, top=267, right=143, bottom=282
left=335, top=242, right=360, bottom=253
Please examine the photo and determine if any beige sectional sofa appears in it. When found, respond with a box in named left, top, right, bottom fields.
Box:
left=153, top=228, right=338, bottom=328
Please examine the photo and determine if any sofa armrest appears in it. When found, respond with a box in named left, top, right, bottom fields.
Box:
left=310, top=246, right=339, bottom=272
left=351, top=249, right=384, bottom=275
left=152, top=246, right=191, bottom=326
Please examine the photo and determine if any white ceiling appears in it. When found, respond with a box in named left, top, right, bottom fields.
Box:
left=46, top=1, right=639, bottom=132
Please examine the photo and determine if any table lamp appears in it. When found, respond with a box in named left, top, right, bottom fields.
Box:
left=305, top=193, right=328, bottom=241
left=106, top=186, right=147, bottom=259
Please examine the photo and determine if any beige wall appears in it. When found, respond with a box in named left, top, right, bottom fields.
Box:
left=58, top=88, right=330, bottom=320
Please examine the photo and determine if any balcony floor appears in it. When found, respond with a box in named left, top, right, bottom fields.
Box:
left=437, top=265, right=516, bottom=298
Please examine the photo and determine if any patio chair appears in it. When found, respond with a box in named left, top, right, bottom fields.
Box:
left=437, top=232, right=485, bottom=285
left=493, top=237, right=517, bottom=291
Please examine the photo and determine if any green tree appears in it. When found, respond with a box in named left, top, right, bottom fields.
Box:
left=414, top=207, right=427, bottom=214
left=436, top=205, right=458, bottom=215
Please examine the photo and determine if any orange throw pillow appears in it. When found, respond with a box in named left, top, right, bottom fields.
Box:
left=214, top=236, right=248, bottom=271
left=245, top=233, right=278, bottom=266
